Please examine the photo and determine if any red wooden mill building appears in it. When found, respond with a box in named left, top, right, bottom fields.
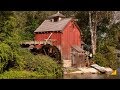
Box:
left=21, top=12, right=86, bottom=67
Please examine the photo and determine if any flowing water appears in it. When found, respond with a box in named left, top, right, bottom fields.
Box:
left=63, top=68, right=120, bottom=79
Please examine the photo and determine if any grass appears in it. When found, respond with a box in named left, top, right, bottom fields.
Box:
left=0, top=70, right=56, bottom=79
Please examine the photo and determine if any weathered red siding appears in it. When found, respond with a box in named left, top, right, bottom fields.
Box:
left=34, top=20, right=82, bottom=61
left=34, top=32, right=62, bottom=49
left=61, top=21, right=81, bottom=60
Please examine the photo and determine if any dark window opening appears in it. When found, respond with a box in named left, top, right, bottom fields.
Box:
left=54, top=17, right=59, bottom=22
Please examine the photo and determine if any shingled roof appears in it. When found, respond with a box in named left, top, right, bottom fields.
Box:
left=34, top=18, right=72, bottom=33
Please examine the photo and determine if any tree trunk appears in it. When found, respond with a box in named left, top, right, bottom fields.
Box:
left=89, top=11, right=97, bottom=55
left=112, top=11, right=120, bottom=24
left=93, top=12, right=97, bottom=55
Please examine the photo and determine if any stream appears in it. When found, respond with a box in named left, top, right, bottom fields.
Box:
left=63, top=68, right=120, bottom=79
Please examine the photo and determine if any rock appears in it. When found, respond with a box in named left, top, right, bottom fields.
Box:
left=104, top=67, right=113, bottom=74
left=105, top=68, right=113, bottom=72
left=91, top=64, right=106, bottom=73
left=63, top=66, right=113, bottom=75
left=88, top=68, right=98, bottom=74
left=63, top=60, right=72, bottom=67
left=70, top=71, right=83, bottom=74
left=78, top=67, right=98, bottom=74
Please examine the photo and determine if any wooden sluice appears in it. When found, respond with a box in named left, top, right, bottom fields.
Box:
left=20, top=40, right=52, bottom=46
left=20, top=33, right=54, bottom=47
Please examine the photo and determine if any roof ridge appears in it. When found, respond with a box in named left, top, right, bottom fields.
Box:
left=34, top=18, right=73, bottom=33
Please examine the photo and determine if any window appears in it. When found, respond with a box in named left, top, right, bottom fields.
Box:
left=54, top=17, right=59, bottom=22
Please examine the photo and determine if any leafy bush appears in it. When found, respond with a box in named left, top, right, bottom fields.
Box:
left=0, top=43, right=13, bottom=73
left=0, top=43, right=63, bottom=78
left=22, top=54, right=63, bottom=78
left=9, top=48, right=63, bottom=78
left=93, top=53, right=108, bottom=67
left=93, top=46, right=119, bottom=69
left=104, top=46, right=119, bottom=69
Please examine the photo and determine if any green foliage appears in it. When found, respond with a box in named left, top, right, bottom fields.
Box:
left=94, top=45, right=119, bottom=69
left=0, top=43, right=13, bottom=62
left=93, top=53, right=107, bottom=67
left=0, top=12, right=13, bottom=42
left=0, top=47, right=63, bottom=78
left=0, top=43, right=13, bottom=73
left=0, top=11, right=63, bottom=78
left=19, top=53, right=63, bottom=78
left=0, top=70, right=55, bottom=79
left=75, top=12, right=91, bottom=45
left=3, top=35, right=21, bottom=50
left=0, top=44, right=63, bottom=78
left=96, top=20, right=120, bottom=69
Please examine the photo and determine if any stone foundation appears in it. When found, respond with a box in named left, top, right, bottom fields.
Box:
left=63, top=60, right=72, bottom=67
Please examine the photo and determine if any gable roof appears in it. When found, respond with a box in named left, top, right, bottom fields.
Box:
left=34, top=18, right=72, bottom=33
left=48, top=11, right=66, bottom=19
left=72, top=46, right=85, bottom=53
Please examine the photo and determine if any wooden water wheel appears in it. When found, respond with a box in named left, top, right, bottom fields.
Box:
left=40, top=44, right=62, bottom=64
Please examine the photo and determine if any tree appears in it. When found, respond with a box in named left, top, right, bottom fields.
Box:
left=89, top=11, right=97, bottom=55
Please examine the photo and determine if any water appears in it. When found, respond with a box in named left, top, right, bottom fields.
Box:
left=64, top=73, right=120, bottom=79
left=63, top=68, right=120, bottom=79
